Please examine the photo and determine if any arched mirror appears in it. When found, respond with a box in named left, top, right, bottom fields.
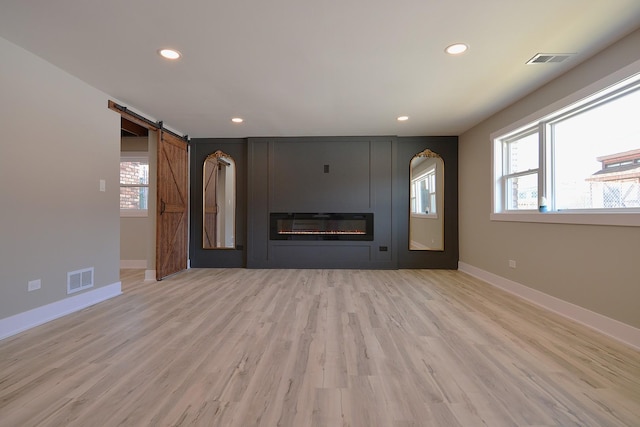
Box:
left=203, top=150, right=236, bottom=249
left=410, top=149, right=444, bottom=251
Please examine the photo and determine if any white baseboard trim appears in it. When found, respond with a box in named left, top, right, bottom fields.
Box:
left=144, top=270, right=156, bottom=281
left=458, top=262, right=640, bottom=351
left=0, top=282, right=122, bottom=341
left=120, top=259, right=147, bottom=269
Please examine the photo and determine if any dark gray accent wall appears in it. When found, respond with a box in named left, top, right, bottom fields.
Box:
left=189, top=139, right=246, bottom=268
left=270, top=140, right=371, bottom=211
left=396, top=137, right=459, bottom=269
left=247, top=137, right=397, bottom=269
left=189, top=135, right=458, bottom=269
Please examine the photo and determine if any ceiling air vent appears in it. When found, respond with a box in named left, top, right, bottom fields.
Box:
left=526, top=53, right=575, bottom=65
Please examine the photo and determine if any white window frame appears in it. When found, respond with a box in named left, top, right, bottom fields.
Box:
left=496, top=126, right=541, bottom=212
left=491, top=59, right=640, bottom=227
left=120, top=152, right=149, bottom=218
left=411, top=167, right=438, bottom=219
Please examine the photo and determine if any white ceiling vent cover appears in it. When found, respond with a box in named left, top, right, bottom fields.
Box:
left=526, top=53, right=575, bottom=64
left=67, top=267, right=94, bottom=294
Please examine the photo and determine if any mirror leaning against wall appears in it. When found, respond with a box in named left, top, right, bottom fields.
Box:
left=409, top=149, right=444, bottom=251
left=203, top=150, right=236, bottom=249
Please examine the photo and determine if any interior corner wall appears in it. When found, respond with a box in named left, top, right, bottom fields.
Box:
left=0, top=36, right=121, bottom=321
left=458, top=28, right=640, bottom=329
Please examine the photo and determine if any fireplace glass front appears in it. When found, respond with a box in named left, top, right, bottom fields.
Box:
left=270, top=213, right=373, bottom=241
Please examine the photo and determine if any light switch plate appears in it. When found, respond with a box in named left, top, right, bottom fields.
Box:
left=28, top=279, right=41, bottom=291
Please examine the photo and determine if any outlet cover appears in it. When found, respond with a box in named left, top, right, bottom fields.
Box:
left=28, top=279, right=41, bottom=291
left=509, top=260, right=517, bottom=268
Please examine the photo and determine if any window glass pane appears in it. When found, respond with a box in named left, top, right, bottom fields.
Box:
left=507, top=132, right=538, bottom=174
left=120, top=187, right=149, bottom=210
left=411, top=182, right=417, bottom=212
left=419, top=179, right=430, bottom=213
left=411, top=170, right=437, bottom=214
left=506, top=173, right=538, bottom=210
left=552, top=87, right=640, bottom=209
left=120, top=161, right=149, bottom=185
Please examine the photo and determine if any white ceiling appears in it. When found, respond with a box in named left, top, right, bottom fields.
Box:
left=1, top=0, right=639, bottom=138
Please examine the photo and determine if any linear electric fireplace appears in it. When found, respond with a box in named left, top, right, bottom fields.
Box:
left=270, top=213, right=373, bottom=241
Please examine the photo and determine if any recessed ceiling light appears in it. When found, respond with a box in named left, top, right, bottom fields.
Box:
left=397, top=116, right=409, bottom=122
left=158, top=48, right=181, bottom=60
left=445, top=43, right=468, bottom=55
left=231, top=117, right=244, bottom=123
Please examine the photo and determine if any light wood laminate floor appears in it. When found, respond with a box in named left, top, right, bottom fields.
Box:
left=1, top=269, right=639, bottom=426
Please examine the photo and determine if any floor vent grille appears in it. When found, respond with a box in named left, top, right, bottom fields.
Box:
left=526, top=53, right=575, bottom=64
left=67, top=267, right=94, bottom=294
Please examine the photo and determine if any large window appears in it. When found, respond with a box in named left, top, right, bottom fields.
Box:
left=120, top=153, right=149, bottom=217
left=492, top=70, right=640, bottom=226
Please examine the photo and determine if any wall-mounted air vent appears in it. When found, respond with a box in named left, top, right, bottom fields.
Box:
left=526, top=53, right=575, bottom=65
left=67, top=267, right=94, bottom=294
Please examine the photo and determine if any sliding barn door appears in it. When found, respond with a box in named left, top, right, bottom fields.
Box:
left=156, top=130, right=189, bottom=280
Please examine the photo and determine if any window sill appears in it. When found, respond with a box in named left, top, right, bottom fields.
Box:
left=490, top=211, right=640, bottom=227
left=411, top=213, right=439, bottom=220
left=120, top=210, right=149, bottom=218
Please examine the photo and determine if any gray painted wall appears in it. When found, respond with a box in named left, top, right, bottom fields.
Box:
left=0, top=36, right=121, bottom=320
left=189, top=139, right=247, bottom=268
left=120, top=218, right=149, bottom=262
left=459, top=28, right=640, bottom=329
left=248, top=137, right=397, bottom=269
left=395, top=137, right=459, bottom=269
left=194, top=136, right=459, bottom=269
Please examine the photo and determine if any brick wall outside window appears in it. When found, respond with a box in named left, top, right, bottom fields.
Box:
left=120, top=161, right=149, bottom=210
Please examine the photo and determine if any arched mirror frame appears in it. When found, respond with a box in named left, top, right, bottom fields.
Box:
left=409, top=148, right=444, bottom=251
left=203, top=150, right=236, bottom=249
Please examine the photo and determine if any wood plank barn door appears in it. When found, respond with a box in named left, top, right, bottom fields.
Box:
left=156, top=130, right=189, bottom=280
